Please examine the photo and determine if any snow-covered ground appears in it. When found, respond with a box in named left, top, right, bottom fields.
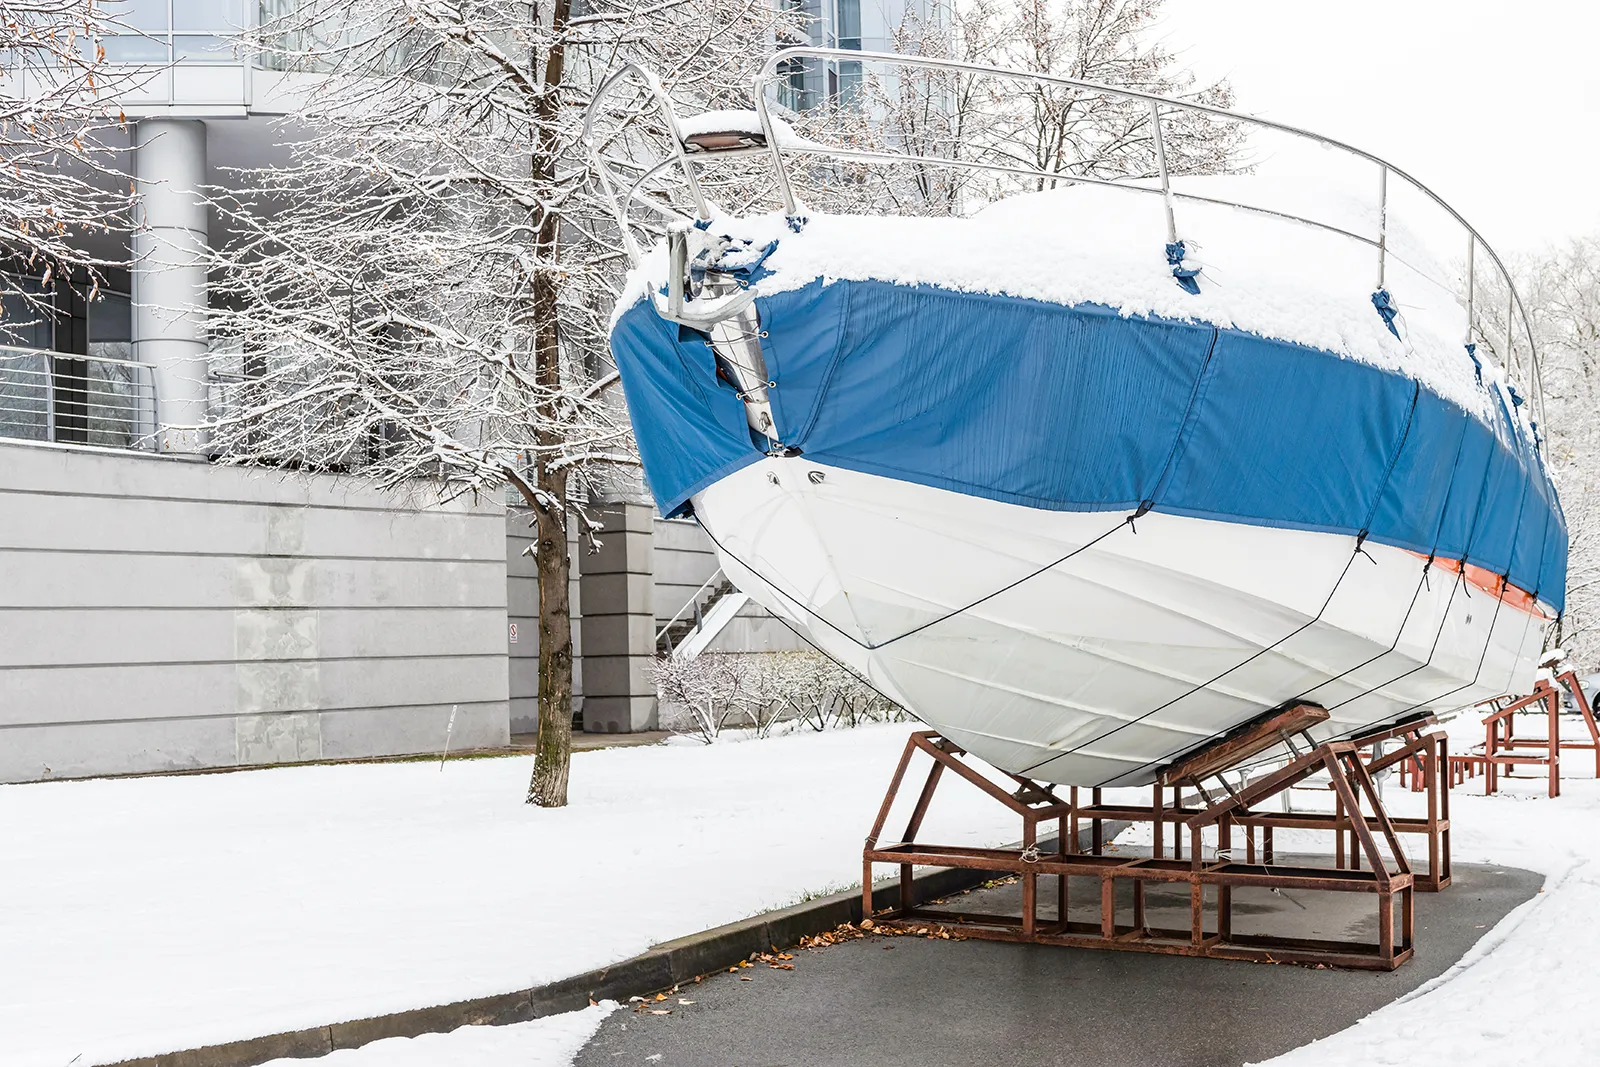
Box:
left=1258, top=777, right=1600, bottom=1065
left=275, top=773, right=1600, bottom=1067
left=1254, top=712, right=1600, bottom=1066
left=6, top=717, right=1597, bottom=1067
left=0, top=725, right=1025, bottom=1067
left=257, top=1004, right=617, bottom=1067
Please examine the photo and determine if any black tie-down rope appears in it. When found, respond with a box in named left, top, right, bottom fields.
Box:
left=1117, top=340, right=1535, bottom=776
left=695, top=508, right=1136, bottom=655
left=1295, top=397, right=1474, bottom=715
left=1022, top=543, right=1369, bottom=786
left=1170, top=418, right=1552, bottom=779
left=688, top=327, right=1226, bottom=662
left=1312, top=399, right=1556, bottom=747
left=1084, top=386, right=1553, bottom=784
left=1102, top=390, right=1461, bottom=783
left=1341, top=488, right=1550, bottom=735
left=1031, top=383, right=1427, bottom=786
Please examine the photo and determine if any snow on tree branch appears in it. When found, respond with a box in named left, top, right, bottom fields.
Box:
left=0, top=1, right=139, bottom=322
left=776, top=0, right=1248, bottom=218
left=1519, top=235, right=1600, bottom=663
left=201, top=0, right=796, bottom=807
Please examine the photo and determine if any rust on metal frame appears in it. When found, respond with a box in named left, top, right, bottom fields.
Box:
left=1464, top=671, right=1600, bottom=797
left=1467, top=681, right=1565, bottom=798
left=864, top=729, right=1417, bottom=971
left=1234, top=718, right=1451, bottom=891
left=1076, top=712, right=1451, bottom=892
left=1157, top=701, right=1329, bottom=786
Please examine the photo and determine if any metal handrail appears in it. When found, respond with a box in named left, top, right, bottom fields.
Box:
left=584, top=50, right=1546, bottom=427
left=0, top=345, right=157, bottom=450
left=654, top=567, right=727, bottom=646
left=752, top=49, right=1542, bottom=421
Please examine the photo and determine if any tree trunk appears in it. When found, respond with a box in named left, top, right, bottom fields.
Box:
left=524, top=464, right=573, bottom=806
left=525, top=0, right=575, bottom=807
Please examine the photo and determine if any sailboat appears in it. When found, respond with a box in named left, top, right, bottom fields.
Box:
left=588, top=50, right=1565, bottom=788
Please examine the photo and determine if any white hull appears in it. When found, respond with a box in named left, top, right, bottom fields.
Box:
left=694, top=459, right=1547, bottom=787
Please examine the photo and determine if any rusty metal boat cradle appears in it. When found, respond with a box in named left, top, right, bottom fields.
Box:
left=1436, top=668, right=1600, bottom=797
left=863, top=705, right=1456, bottom=971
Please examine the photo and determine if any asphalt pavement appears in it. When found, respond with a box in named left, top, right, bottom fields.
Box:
left=575, top=858, right=1540, bottom=1067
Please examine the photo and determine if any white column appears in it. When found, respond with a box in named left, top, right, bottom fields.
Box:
left=132, top=119, right=210, bottom=455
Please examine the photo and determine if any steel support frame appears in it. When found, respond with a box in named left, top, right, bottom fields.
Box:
left=1475, top=672, right=1600, bottom=795
left=1475, top=682, right=1564, bottom=798
left=1075, top=721, right=1450, bottom=891
left=864, top=731, right=1415, bottom=971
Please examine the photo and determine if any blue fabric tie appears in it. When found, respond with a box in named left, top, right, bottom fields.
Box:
left=1166, top=241, right=1201, bottom=295
left=1371, top=289, right=1401, bottom=339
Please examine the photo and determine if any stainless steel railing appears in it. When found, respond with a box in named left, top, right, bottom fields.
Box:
left=0, top=346, right=157, bottom=450
left=585, top=49, right=1546, bottom=426
left=655, top=567, right=727, bottom=652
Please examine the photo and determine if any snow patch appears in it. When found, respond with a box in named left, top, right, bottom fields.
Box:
left=257, top=1002, right=617, bottom=1067
left=0, top=725, right=1028, bottom=1067
left=676, top=108, right=820, bottom=150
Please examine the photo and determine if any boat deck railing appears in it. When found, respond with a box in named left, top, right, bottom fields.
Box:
left=585, top=48, right=1544, bottom=425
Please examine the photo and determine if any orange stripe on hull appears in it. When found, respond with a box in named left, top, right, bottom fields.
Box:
left=1406, top=552, right=1551, bottom=618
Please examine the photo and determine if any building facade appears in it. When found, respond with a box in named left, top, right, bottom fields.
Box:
left=775, top=0, right=950, bottom=111
left=0, top=1, right=902, bottom=783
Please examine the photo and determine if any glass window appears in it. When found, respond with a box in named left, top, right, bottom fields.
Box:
left=103, top=34, right=170, bottom=63
left=88, top=293, right=132, bottom=346
left=174, top=0, right=247, bottom=31
left=174, top=35, right=233, bottom=60
left=785, top=0, right=823, bottom=46
left=777, top=55, right=817, bottom=113
left=836, top=0, right=862, bottom=48
left=0, top=283, right=53, bottom=351
left=0, top=349, right=50, bottom=442
left=837, top=59, right=862, bottom=107
left=108, top=0, right=170, bottom=32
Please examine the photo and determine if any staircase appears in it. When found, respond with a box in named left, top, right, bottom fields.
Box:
left=656, top=574, right=739, bottom=657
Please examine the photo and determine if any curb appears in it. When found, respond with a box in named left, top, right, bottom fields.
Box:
left=102, top=823, right=1127, bottom=1067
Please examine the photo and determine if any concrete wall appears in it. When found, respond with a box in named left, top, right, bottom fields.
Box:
left=507, top=511, right=716, bottom=735
left=705, top=601, right=814, bottom=654
left=506, top=508, right=581, bottom=736
left=0, top=440, right=510, bottom=783
left=581, top=503, right=657, bottom=733
left=653, top=516, right=719, bottom=628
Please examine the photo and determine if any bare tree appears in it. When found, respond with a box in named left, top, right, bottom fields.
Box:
left=790, top=0, right=1246, bottom=217
left=994, top=0, right=1244, bottom=184
left=1519, top=236, right=1600, bottom=663
left=200, top=0, right=1241, bottom=804
left=204, top=0, right=790, bottom=806
left=0, top=1, right=133, bottom=320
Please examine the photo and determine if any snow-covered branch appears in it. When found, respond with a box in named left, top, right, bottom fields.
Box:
left=0, top=1, right=139, bottom=324
left=202, top=0, right=795, bottom=806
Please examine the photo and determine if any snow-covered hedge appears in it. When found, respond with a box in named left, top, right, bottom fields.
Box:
left=652, top=651, right=909, bottom=742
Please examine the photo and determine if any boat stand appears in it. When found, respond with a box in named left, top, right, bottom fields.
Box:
left=865, top=712, right=1415, bottom=970
left=1075, top=717, right=1449, bottom=892
left=1468, top=670, right=1600, bottom=797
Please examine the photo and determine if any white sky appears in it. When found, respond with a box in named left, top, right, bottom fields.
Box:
left=1156, top=0, right=1600, bottom=254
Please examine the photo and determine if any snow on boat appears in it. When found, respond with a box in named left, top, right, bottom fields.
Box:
left=588, top=52, right=1566, bottom=787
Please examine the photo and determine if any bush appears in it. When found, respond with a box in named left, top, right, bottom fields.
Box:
left=651, top=651, right=909, bottom=743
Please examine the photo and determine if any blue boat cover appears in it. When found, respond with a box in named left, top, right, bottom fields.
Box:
left=610, top=279, right=1567, bottom=611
